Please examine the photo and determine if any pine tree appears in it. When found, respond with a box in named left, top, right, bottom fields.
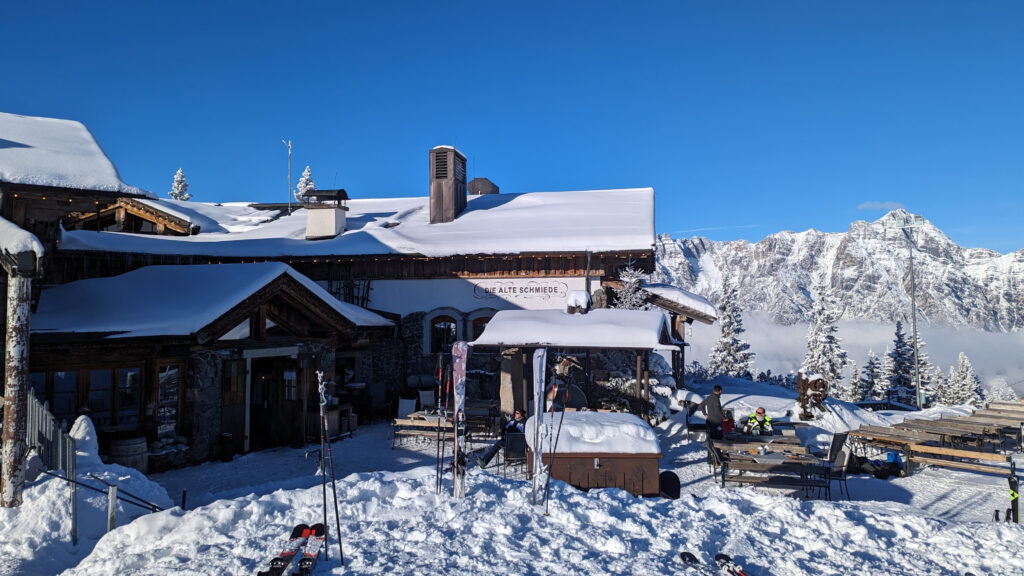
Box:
left=295, top=165, right=316, bottom=202
left=955, top=353, right=984, bottom=407
left=834, top=364, right=859, bottom=402
left=911, top=332, right=934, bottom=406
left=613, top=265, right=649, bottom=310
left=886, top=322, right=915, bottom=405
left=937, top=364, right=961, bottom=406
left=169, top=168, right=191, bottom=201
left=988, top=378, right=1019, bottom=402
left=708, top=278, right=755, bottom=378
left=858, top=350, right=884, bottom=402
left=801, top=297, right=849, bottom=385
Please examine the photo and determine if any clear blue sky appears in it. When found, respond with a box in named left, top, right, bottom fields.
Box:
left=3, top=2, right=1022, bottom=252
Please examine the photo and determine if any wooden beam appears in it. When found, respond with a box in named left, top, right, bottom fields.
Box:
left=855, top=425, right=943, bottom=443
left=987, top=401, right=1024, bottom=412
left=911, top=455, right=1011, bottom=475
left=907, top=443, right=1011, bottom=462
left=895, top=419, right=997, bottom=437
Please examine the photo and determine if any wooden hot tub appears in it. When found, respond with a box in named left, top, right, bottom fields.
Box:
left=526, top=412, right=662, bottom=497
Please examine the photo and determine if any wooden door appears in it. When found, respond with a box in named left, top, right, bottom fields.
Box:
left=221, top=359, right=247, bottom=455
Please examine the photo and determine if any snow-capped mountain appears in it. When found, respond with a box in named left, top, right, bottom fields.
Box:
left=652, top=210, right=1024, bottom=332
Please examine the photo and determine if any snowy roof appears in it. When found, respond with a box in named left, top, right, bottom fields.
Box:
left=58, top=188, right=655, bottom=258
left=0, top=215, right=44, bottom=259
left=31, top=262, right=392, bottom=338
left=470, top=308, right=678, bottom=350
left=642, top=282, right=717, bottom=324
left=0, top=111, right=151, bottom=197
left=526, top=412, right=660, bottom=455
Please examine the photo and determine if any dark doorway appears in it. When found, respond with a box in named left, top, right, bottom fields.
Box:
left=249, top=356, right=302, bottom=450
left=221, top=360, right=247, bottom=455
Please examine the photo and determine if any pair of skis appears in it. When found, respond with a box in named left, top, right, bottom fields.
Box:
left=680, top=552, right=749, bottom=576
left=257, top=523, right=326, bottom=576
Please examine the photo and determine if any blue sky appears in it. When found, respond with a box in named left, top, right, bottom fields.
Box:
left=3, top=2, right=1022, bottom=252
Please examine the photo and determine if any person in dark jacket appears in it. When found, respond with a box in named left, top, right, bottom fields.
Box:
left=691, top=385, right=725, bottom=440
left=477, top=409, right=526, bottom=467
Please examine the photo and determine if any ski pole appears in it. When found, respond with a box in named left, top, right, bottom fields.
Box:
left=319, top=373, right=345, bottom=566
left=316, top=371, right=330, bottom=561
left=543, top=375, right=572, bottom=515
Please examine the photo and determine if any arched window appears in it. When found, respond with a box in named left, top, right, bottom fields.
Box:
left=471, top=316, right=491, bottom=340
left=430, top=315, right=458, bottom=354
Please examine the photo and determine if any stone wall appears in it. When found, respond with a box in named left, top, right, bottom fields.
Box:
left=185, top=350, right=233, bottom=462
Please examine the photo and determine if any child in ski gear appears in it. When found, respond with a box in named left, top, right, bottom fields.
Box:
left=743, top=408, right=773, bottom=435
left=722, top=409, right=736, bottom=435
left=690, top=385, right=725, bottom=439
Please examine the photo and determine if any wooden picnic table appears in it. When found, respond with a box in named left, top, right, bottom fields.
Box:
left=724, top=433, right=803, bottom=445
left=852, top=425, right=943, bottom=444
left=716, top=440, right=810, bottom=455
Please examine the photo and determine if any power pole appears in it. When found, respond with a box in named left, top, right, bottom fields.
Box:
left=891, top=212, right=925, bottom=409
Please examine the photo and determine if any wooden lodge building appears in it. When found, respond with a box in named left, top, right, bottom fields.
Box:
left=2, top=112, right=716, bottom=471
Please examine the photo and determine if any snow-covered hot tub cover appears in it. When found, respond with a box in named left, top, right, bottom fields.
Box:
left=525, top=412, right=661, bottom=455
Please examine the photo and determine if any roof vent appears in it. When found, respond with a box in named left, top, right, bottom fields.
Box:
left=429, top=146, right=467, bottom=224
left=469, top=177, right=499, bottom=195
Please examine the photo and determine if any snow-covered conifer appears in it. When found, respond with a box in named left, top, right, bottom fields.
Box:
left=802, top=297, right=849, bottom=386
left=295, top=165, right=316, bottom=202
left=886, top=322, right=915, bottom=405
left=955, top=353, right=984, bottom=407
left=169, top=168, right=191, bottom=201
left=858, top=350, right=884, bottom=402
left=987, top=378, right=1019, bottom=402
left=708, top=278, right=755, bottom=378
left=612, top=265, right=649, bottom=310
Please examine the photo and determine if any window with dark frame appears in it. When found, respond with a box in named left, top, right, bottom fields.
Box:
left=52, top=371, right=78, bottom=422
left=471, top=316, right=491, bottom=340
left=430, top=315, right=458, bottom=354
left=157, top=364, right=181, bottom=441
left=89, top=369, right=114, bottom=425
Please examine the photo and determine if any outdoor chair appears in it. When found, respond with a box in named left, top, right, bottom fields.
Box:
left=418, top=388, right=436, bottom=412
left=369, top=383, right=392, bottom=422
left=820, top=432, right=851, bottom=499
left=397, top=397, right=417, bottom=420
left=502, top=432, right=528, bottom=478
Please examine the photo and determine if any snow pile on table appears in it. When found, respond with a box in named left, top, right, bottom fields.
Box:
left=0, top=417, right=172, bottom=576
left=526, top=411, right=661, bottom=454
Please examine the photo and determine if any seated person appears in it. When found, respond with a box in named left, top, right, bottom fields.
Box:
left=743, top=408, right=773, bottom=436
left=722, top=409, right=736, bottom=435
left=478, top=409, right=526, bottom=466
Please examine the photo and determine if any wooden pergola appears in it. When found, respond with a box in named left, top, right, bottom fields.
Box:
left=469, top=309, right=680, bottom=417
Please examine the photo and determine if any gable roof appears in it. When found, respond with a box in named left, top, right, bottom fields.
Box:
left=30, top=262, right=392, bottom=339
left=470, top=308, right=678, bottom=350
left=0, top=111, right=151, bottom=197
left=642, top=283, right=717, bottom=325
left=58, top=188, right=655, bottom=258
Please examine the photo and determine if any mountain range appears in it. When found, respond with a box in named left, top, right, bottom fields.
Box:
left=651, top=209, right=1024, bottom=333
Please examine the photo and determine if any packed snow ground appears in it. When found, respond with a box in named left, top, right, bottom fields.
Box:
left=4, top=377, right=1023, bottom=575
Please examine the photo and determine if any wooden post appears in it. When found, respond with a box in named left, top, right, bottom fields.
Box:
left=107, top=485, right=118, bottom=532
left=2, top=273, right=31, bottom=507
left=635, top=352, right=642, bottom=399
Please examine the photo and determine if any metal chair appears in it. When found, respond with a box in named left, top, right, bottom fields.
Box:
left=502, top=432, right=528, bottom=478
left=418, top=388, right=436, bottom=412
left=821, top=432, right=851, bottom=499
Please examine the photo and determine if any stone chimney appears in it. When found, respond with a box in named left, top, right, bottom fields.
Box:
left=429, top=146, right=467, bottom=224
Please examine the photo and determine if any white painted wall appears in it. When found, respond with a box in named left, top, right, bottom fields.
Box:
left=355, top=277, right=599, bottom=316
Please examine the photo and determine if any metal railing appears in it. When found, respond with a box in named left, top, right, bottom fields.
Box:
left=26, top=392, right=76, bottom=475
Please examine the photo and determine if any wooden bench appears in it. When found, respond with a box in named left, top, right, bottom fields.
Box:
left=707, top=441, right=831, bottom=499
left=905, top=443, right=1013, bottom=476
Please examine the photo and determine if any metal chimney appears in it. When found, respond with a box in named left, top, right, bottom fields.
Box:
left=429, top=146, right=467, bottom=224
